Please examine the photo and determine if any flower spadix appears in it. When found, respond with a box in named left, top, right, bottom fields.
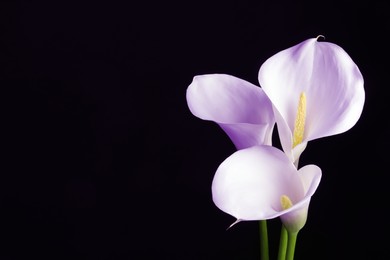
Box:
left=212, top=145, right=321, bottom=232
left=186, top=74, right=275, bottom=149
left=258, top=37, right=365, bottom=164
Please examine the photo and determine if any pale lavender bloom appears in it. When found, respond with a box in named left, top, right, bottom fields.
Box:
left=259, top=37, right=365, bottom=164
left=186, top=37, right=362, bottom=231
left=212, top=145, right=321, bottom=232
left=186, top=74, right=275, bottom=149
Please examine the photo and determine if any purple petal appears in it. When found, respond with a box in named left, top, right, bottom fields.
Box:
left=186, top=74, right=275, bottom=149
left=258, top=37, right=365, bottom=161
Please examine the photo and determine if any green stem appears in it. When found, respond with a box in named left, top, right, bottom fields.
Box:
left=259, top=220, right=269, bottom=260
left=277, top=225, right=288, bottom=260
left=286, top=231, right=298, bottom=260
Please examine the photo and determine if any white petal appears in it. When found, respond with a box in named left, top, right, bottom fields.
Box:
left=211, top=145, right=303, bottom=220
left=259, top=37, right=365, bottom=158
left=279, top=164, right=322, bottom=233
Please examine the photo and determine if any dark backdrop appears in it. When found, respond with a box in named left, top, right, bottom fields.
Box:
left=1, top=0, right=388, bottom=259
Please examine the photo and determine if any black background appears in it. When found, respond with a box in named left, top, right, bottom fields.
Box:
left=1, top=0, right=388, bottom=259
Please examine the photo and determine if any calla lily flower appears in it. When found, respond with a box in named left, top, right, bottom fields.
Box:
left=186, top=74, right=275, bottom=149
left=212, top=145, right=321, bottom=232
left=258, top=36, right=365, bottom=164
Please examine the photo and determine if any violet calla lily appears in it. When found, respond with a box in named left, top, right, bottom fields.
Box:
left=186, top=74, right=275, bottom=149
left=212, top=145, right=321, bottom=232
left=258, top=37, right=365, bottom=164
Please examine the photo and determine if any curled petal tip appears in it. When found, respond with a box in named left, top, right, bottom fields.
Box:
left=316, top=35, right=325, bottom=41
left=226, top=219, right=241, bottom=230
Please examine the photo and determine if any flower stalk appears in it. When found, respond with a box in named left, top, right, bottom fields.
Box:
left=259, top=220, right=269, bottom=260
left=286, top=231, right=298, bottom=260
left=277, top=225, right=288, bottom=260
